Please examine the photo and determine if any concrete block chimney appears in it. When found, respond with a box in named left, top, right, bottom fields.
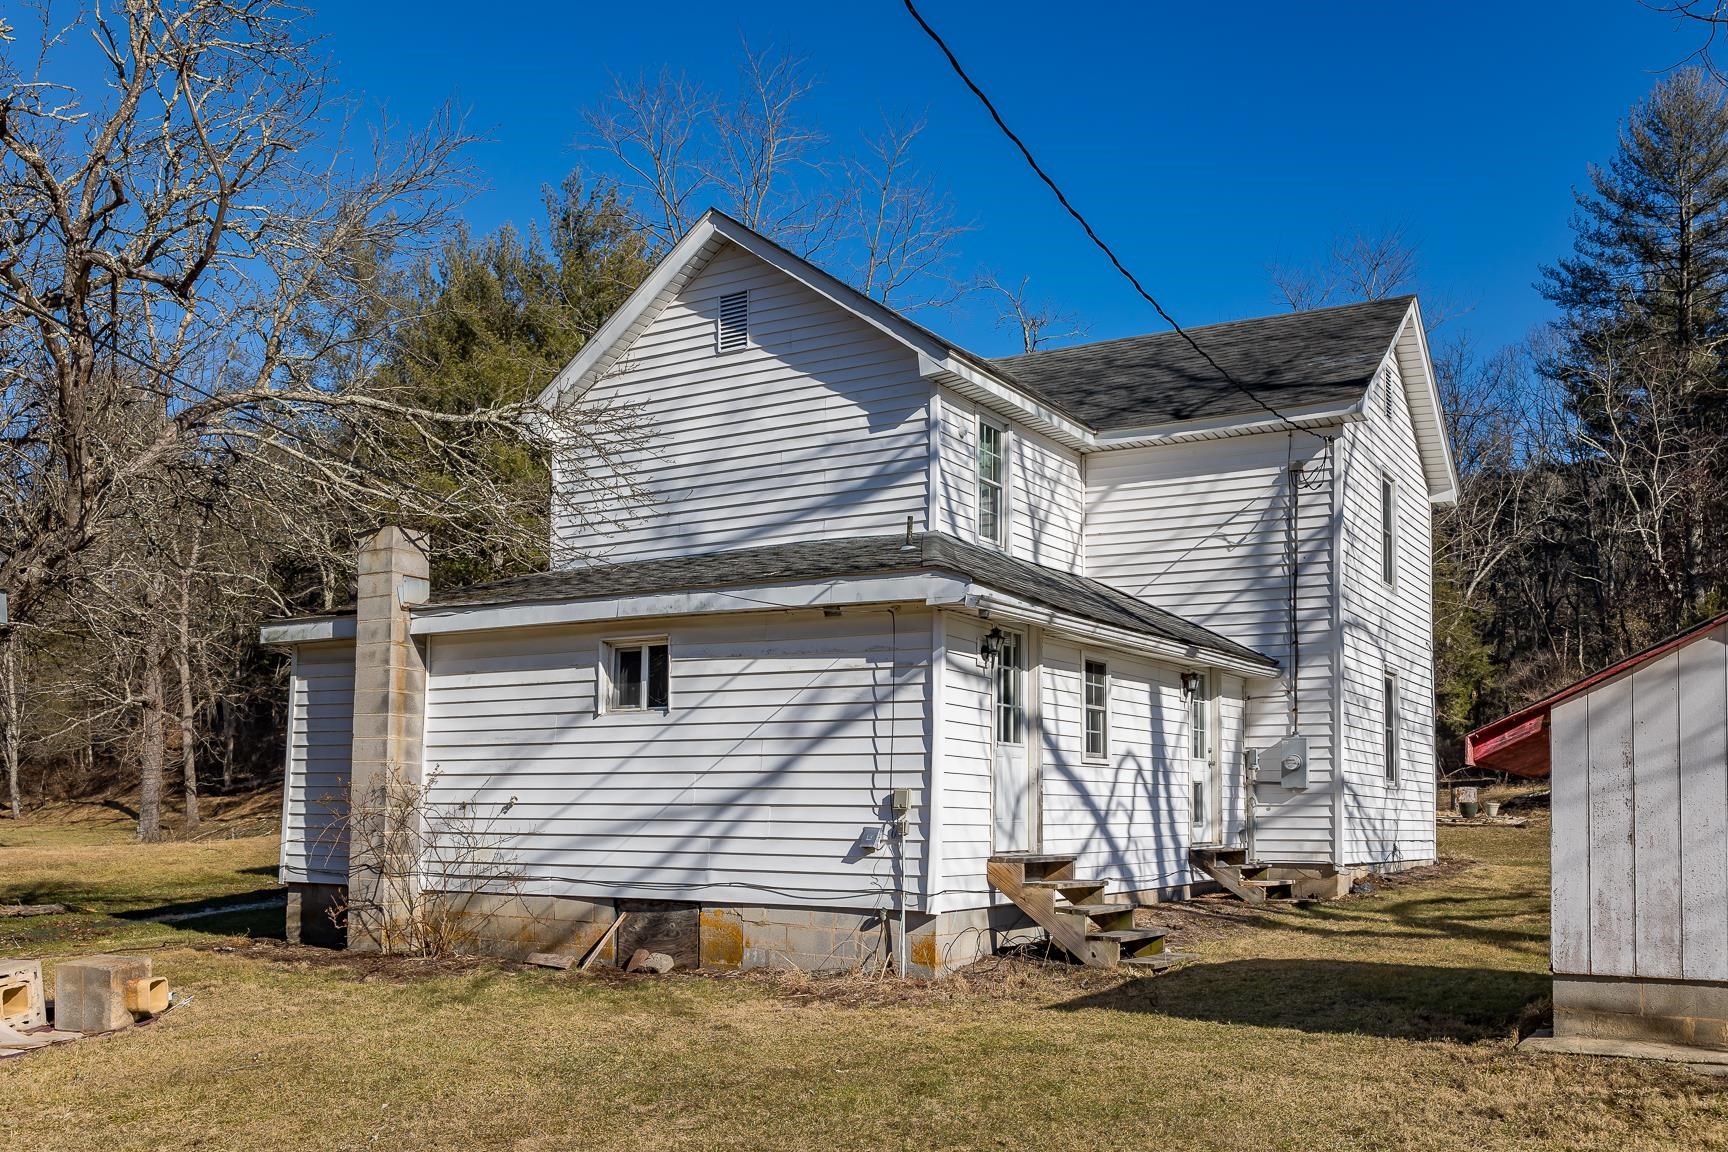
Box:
left=347, top=527, right=430, bottom=952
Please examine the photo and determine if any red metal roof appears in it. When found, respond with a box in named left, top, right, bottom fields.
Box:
left=1464, top=609, right=1728, bottom=779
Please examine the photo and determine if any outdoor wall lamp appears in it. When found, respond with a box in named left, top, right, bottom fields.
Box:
left=1181, top=670, right=1203, bottom=699
left=979, top=626, right=1006, bottom=667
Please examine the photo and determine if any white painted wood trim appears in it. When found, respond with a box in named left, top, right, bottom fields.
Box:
left=1331, top=431, right=1349, bottom=865
left=410, top=574, right=972, bottom=636
left=278, top=650, right=299, bottom=880
left=961, top=588, right=1279, bottom=679
left=1387, top=300, right=1461, bottom=504
left=1090, top=402, right=1364, bottom=450
left=928, top=610, right=947, bottom=907
left=261, top=616, right=357, bottom=645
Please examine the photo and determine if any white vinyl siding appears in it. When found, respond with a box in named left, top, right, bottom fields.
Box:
left=554, top=243, right=930, bottom=565
left=936, top=613, right=1249, bottom=909
left=932, top=389, right=1084, bottom=572
left=1084, top=430, right=1338, bottom=863
left=421, top=609, right=931, bottom=909
left=1338, top=350, right=1436, bottom=867
left=279, top=642, right=354, bottom=885
left=1551, top=626, right=1728, bottom=983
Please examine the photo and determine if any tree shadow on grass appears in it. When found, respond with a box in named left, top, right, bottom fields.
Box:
left=1053, top=959, right=1550, bottom=1044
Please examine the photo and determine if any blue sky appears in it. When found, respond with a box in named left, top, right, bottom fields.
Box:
left=311, top=2, right=1704, bottom=358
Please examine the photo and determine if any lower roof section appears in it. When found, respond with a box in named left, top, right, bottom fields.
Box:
left=263, top=532, right=1280, bottom=677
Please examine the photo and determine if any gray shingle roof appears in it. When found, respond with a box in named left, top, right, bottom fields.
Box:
left=987, top=295, right=1414, bottom=431
left=422, top=533, right=1275, bottom=670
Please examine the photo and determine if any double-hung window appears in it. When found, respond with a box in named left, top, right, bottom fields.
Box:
left=1083, top=659, right=1109, bottom=761
left=977, top=419, right=1006, bottom=546
left=608, top=640, right=670, bottom=712
left=1380, top=475, right=1397, bottom=586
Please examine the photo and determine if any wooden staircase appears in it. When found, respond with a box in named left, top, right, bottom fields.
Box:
left=1188, top=845, right=1295, bottom=904
left=986, top=853, right=1180, bottom=970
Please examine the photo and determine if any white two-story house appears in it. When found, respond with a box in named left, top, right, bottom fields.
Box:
left=264, top=210, right=1457, bottom=975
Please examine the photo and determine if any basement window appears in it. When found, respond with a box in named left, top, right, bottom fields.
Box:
left=607, top=640, right=670, bottom=712
left=716, top=290, right=749, bottom=353
left=1083, top=659, right=1109, bottom=761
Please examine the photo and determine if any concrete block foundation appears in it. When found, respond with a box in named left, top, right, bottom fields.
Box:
left=285, top=883, right=347, bottom=947
left=1554, top=974, right=1728, bottom=1051
left=433, top=891, right=1044, bottom=977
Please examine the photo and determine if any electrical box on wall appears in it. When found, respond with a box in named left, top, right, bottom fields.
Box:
left=1255, top=735, right=1310, bottom=791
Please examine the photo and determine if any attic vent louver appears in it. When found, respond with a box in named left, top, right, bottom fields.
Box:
left=717, top=290, right=749, bottom=353
left=1382, top=366, right=1395, bottom=419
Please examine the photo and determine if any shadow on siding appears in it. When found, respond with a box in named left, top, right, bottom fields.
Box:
left=1051, top=957, right=1548, bottom=1043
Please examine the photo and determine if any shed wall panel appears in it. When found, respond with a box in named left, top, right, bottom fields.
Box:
left=1631, top=653, right=1683, bottom=977
left=1586, top=673, right=1636, bottom=976
left=1549, top=693, right=1591, bottom=974
left=1677, top=627, right=1728, bottom=981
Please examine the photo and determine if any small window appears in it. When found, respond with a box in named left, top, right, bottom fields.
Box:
left=608, top=640, right=670, bottom=711
left=1189, top=672, right=1209, bottom=759
left=1383, top=674, right=1399, bottom=782
left=1380, top=475, right=1397, bottom=586
left=716, top=290, right=749, bottom=353
left=1083, top=659, right=1109, bottom=761
left=993, top=630, right=1022, bottom=744
left=1192, top=779, right=1207, bottom=828
left=976, top=419, right=1005, bottom=546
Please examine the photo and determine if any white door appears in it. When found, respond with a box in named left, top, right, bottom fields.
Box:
left=1189, top=672, right=1219, bottom=844
left=991, top=629, right=1036, bottom=851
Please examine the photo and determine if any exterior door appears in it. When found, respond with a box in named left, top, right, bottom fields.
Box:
left=991, top=629, right=1036, bottom=852
left=1190, top=672, right=1220, bottom=844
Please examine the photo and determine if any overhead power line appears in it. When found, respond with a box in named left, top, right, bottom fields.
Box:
left=900, top=0, right=1310, bottom=437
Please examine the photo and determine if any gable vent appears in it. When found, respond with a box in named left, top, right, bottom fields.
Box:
left=716, top=290, right=749, bottom=353
left=1382, top=366, right=1395, bottom=419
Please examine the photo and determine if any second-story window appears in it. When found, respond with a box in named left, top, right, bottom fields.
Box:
left=1381, top=475, right=1397, bottom=586
left=977, top=418, right=1005, bottom=545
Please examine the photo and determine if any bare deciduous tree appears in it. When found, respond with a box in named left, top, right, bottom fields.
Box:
left=977, top=272, right=1089, bottom=353
left=1270, top=228, right=1420, bottom=311
left=0, top=2, right=647, bottom=836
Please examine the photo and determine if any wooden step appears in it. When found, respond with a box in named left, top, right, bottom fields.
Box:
left=1088, top=927, right=1166, bottom=958
left=1191, top=844, right=1247, bottom=865
left=1054, top=902, right=1140, bottom=917
left=1119, top=951, right=1197, bottom=973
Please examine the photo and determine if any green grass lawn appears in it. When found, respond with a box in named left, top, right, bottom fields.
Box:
left=2, top=799, right=1724, bottom=1152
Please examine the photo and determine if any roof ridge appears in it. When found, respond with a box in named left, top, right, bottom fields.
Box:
left=990, top=294, right=1416, bottom=366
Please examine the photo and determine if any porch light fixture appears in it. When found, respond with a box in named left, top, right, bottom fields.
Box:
left=979, top=626, right=1006, bottom=667
left=1181, top=670, right=1203, bottom=699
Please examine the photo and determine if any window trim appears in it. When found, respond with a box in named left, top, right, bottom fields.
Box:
left=1082, top=656, right=1110, bottom=763
left=975, top=415, right=1009, bottom=548
left=1380, top=473, right=1398, bottom=588
left=600, top=636, right=672, bottom=714
left=1383, top=672, right=1400, bottom=784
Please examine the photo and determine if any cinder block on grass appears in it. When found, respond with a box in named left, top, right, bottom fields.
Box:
left=0, top=959, right=46, bottom=1030
left=53, top=954, right=156, bottom=1035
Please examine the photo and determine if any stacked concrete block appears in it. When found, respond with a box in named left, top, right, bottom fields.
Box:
left=53, top=954, right=159, bottom=1035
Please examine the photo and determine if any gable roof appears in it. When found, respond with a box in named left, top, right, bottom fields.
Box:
left=988, top=296, right=1415, bottom=430
left=1464, top=609, right=1728, bottom=778
left=422, top=531, right=1277, bottom=673
left=537, top=208, right=1458, bottom=501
